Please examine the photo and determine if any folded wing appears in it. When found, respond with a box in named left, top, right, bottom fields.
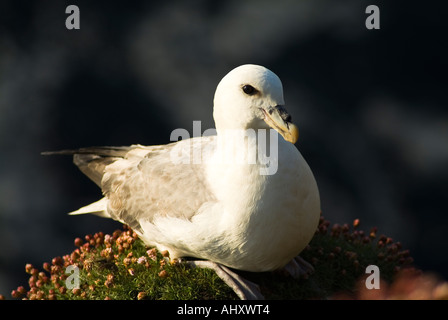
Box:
left=48, top=137, right=217, bottom=232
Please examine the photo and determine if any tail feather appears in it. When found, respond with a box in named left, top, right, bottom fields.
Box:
left=73, top=154, right=117, bottom=187
left=42, top=146, right=137, bottom=187
left=43, top=145, right=146, bottom=230
left=41, top=146, right=134, bottom=157
left=69, top=197, right=110, bottom=218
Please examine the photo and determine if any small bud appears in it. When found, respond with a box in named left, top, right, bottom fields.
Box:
left=101, top=247, right=113, bottom=259
left=161, top=250, right=170, bottom=258
left=52, top=257, right=63, bottom=266
left=319, top=225, right=327, bottom=235
left=319, top=216, right=325, bottom=224
left=28, top=277, right=36, bottom=288
left=36, top=291, right=45, bottom=300
left=123, top=257, right=132, bottom=266
left=345, top=251, right=357, bottom=260
left=387, top=244, right=398, bottom=253
left=158, top=270, right=168, bottom=278
left=137, top=256, right=147, bottom=265
left=82, top=243, right=90, bottom=252
left=25, top=264, right=33, bottom=274
left=112, top=230, right=121, bottom=239
left=399, top=250, right=410, bottom=258
left=147, top=248, right=157, bottom=261
left=104, top=234, right=112, bottom=245
left=17, top=286, right=26, bottom=295
left=363, top=236, right=371, bottom=244
left=71, top=250, right=80, bottom=262
left=74, top=238, right=83, bottom=247
left=72, top=288, right=81, bottom=296
left=11, top=290, right=21, bottom=299
left=137, top=292, right=146, bottom=300
left=43, top=262, right=51, bottom=272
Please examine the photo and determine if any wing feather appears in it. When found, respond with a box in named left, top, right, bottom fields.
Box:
left=59, top=138, right=217, bottom=232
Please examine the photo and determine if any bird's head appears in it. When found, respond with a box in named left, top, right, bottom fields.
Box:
left=213, top=64, right=298, bottom=144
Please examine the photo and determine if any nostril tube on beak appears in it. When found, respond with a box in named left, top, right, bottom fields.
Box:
left=274, top=105, right=292, bottom=123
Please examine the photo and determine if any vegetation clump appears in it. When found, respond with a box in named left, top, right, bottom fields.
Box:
left=7, top=217, right=448, bottom=300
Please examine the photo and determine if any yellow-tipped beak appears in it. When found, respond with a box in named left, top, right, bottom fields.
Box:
left=282, top=122, right=299, bottom=144
left=262, top=106, right=299, bottom=144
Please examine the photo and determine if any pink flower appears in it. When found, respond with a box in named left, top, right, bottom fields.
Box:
left=137, top=256, right=147, bottom=265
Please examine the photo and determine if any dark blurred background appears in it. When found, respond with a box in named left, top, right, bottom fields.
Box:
left=1, top=0, right=447, bottom=296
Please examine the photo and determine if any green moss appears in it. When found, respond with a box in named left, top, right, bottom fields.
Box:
left=11, top=217, right=417, bottom=300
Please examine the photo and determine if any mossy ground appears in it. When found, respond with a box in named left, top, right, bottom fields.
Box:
left=6, top=216, right=448, bottom=300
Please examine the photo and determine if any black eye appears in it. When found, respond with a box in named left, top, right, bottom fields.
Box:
left=242, top=85, right=256, bottom=95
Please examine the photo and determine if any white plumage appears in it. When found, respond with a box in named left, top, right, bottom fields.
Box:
left=64, top=64, right=320, bottom=278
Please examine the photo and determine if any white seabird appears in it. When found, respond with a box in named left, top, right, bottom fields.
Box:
left=45, top=64, right=321, bottom=299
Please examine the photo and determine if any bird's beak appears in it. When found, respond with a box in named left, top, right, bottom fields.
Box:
left=261, top=105, right=299, bottom=144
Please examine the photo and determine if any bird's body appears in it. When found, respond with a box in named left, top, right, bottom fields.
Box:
left=48, top=65, right=320, bottom=296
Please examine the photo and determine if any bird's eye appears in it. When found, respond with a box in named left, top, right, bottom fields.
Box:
left=242, top=85, right=256, bottom=95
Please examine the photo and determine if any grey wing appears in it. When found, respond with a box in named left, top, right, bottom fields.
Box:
left=74, top=138, right=217, bottom=232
